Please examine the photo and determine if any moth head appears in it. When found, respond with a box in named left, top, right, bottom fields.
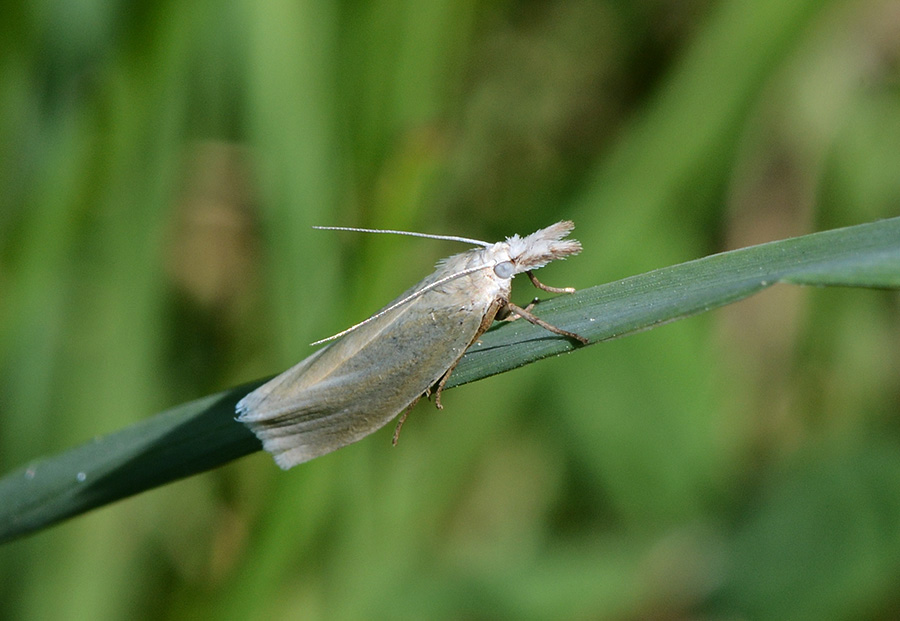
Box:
left=498, top=220, right=581, bottom=276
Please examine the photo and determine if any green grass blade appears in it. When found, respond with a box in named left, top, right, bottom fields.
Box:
left=1, top=216, right=897, bottom=543
left=449, top=216, right=900, bottom=386
left=0, top=384, right=263, bottom=544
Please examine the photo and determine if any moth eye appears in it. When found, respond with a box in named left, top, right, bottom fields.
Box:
left=493, top=261, right=515, bottom=279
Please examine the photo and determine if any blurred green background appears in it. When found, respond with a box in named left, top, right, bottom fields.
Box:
left=2, top=0, right=900, bottom=619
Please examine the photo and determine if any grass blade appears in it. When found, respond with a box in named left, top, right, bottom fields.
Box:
left=1, top=216, right=897, bottom=543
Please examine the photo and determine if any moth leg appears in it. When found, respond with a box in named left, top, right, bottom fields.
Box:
left=501, top=297, right=539, bottom=321
left=507, top=301, right=589, bottom=345
left=527, top=270, right=575, bottom=294
left=393, top=395, right=423, bottom=445
left=433, top=298, right=504, bottom=409
left=432, top=361, right=458, bottom=410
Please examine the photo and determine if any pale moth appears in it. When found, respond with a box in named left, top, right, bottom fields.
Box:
left=237, top=221, right=588, bottom=469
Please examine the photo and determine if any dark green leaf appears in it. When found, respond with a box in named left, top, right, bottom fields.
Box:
left=1, top=216, right=897, bottom=543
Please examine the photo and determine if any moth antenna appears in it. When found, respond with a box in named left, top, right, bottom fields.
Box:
left=311, top=264, right=490, bottom=346
left=313, top=226, right=491, bottom=248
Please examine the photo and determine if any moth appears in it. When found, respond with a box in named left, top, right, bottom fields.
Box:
left=237, top=220, right=588, bottom=469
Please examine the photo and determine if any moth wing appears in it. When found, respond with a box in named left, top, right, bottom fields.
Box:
left=237, top=288, right=493, bottom=469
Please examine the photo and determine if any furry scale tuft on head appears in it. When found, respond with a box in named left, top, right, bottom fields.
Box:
left=504, top=221, right=581, bottom=272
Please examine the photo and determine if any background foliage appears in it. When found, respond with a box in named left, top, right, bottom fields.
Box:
left=1, top=0, right=899, bottom=619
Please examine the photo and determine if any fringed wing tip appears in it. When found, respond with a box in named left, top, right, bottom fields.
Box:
left=236, top=394, right=330, bottom=469
left=234, top=395, right=255, bottom=421
left=262, top=436, right=320, bottom=470
left=235, top=391, right=279, bottom=427
left=273, top=452, right=299, bottom=470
